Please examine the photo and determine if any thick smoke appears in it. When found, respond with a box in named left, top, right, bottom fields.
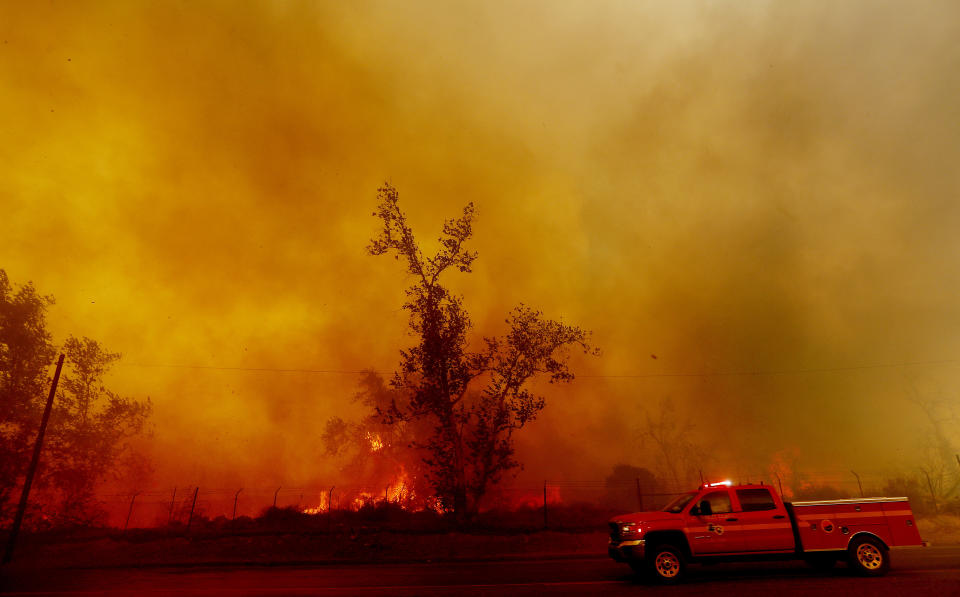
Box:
left=1, top=1, right=958, bottom=493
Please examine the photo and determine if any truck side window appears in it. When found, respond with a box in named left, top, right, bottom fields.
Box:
left=736, top=488, right=776, bottom=511
left=701, top=490, right=732, bottom=514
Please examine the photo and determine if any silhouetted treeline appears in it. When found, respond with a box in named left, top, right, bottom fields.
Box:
left=0, top=270, right=152, bottom=528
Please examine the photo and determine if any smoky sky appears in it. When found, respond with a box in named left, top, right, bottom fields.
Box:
left=2, top=0, right=958, bottom=489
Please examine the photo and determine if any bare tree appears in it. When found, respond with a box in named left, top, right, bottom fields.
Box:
left=638, top=397, right=707, bottom=491
left=906, top=380, right=960, bottom=501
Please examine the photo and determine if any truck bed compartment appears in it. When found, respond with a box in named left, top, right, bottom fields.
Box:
left=790, top=497, right=914, bottom=551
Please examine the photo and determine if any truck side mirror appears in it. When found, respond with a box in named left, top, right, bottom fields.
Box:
left=697, top=500, right=712, bottom=516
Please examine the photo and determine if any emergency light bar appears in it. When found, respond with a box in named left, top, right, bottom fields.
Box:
left=704, top=480, right=732, bottom=488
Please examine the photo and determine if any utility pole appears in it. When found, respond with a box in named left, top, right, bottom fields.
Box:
left=274, top=486, right=282, bottom=508
left=3, top=354, right=65, bottom=564
left=776, top=474, right=784, bottom=497
left=636, top=478, right=644, bottom=511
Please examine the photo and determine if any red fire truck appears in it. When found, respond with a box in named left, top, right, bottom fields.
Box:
left=608, top=481, right=925, bottom=583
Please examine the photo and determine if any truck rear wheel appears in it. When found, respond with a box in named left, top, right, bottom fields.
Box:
left=847, top=536, right=889, bottom=577
left=646, top=543, right=686, bottom=584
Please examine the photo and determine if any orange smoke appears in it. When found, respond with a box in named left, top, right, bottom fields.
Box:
left=1, top=1, right=958, bottom=499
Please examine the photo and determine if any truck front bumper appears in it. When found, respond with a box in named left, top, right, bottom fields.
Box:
left=609, top=539, right=645, bottom=562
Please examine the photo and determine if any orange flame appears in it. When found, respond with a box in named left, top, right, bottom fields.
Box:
left=366, top=432, right=384, bottom=452
left=301, top=467, right=428, bottom=514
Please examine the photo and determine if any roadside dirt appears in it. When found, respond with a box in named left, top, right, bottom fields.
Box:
left=5, top=514, right=956, bottom=570
left=5, top=530, right=609, bottom=570
left=918, top=514, right=960, bottom=545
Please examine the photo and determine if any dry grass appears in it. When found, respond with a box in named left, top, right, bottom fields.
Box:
left=916, top=514, right=960, bottom=545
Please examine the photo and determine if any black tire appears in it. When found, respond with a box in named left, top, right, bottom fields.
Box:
left=804, top=553, right=838, bottom=571
left=847, top=536, right=889, bottom=577
left=646, top=543, right=686, bottom=584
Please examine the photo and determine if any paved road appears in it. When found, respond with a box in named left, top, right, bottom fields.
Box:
left=2, top=546, right=958, bottom=596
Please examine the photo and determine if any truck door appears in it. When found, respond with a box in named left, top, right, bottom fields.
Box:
left=733, top=487, right=795, bottom=552
left=685, top=489, right=741, bottom=554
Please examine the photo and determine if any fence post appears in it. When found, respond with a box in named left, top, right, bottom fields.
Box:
left=327, top=486, right=335, bottom=533
left=543, top=481, right=548, bottom=530
left=851, top=470, right=864, bottom=497
left=232, top=488, right=243, bottom=521
left=124, top=492, right=140, bottom=532
left=168, top=487, right=177, bottom=526
left=922, top=469, right=939, bottom=513
left=186, top=487, right=199, bottom=533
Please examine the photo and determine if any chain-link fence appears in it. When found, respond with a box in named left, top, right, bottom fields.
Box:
left=79, top=466, right=958, bottom=532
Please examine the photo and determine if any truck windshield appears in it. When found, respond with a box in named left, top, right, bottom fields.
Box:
left=662, top=492, right=697, bottom=513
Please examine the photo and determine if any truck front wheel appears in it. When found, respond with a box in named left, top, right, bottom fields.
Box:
left=646, top=543, right=686, bottom=584
left=847, top=536, right=889, bottom=577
